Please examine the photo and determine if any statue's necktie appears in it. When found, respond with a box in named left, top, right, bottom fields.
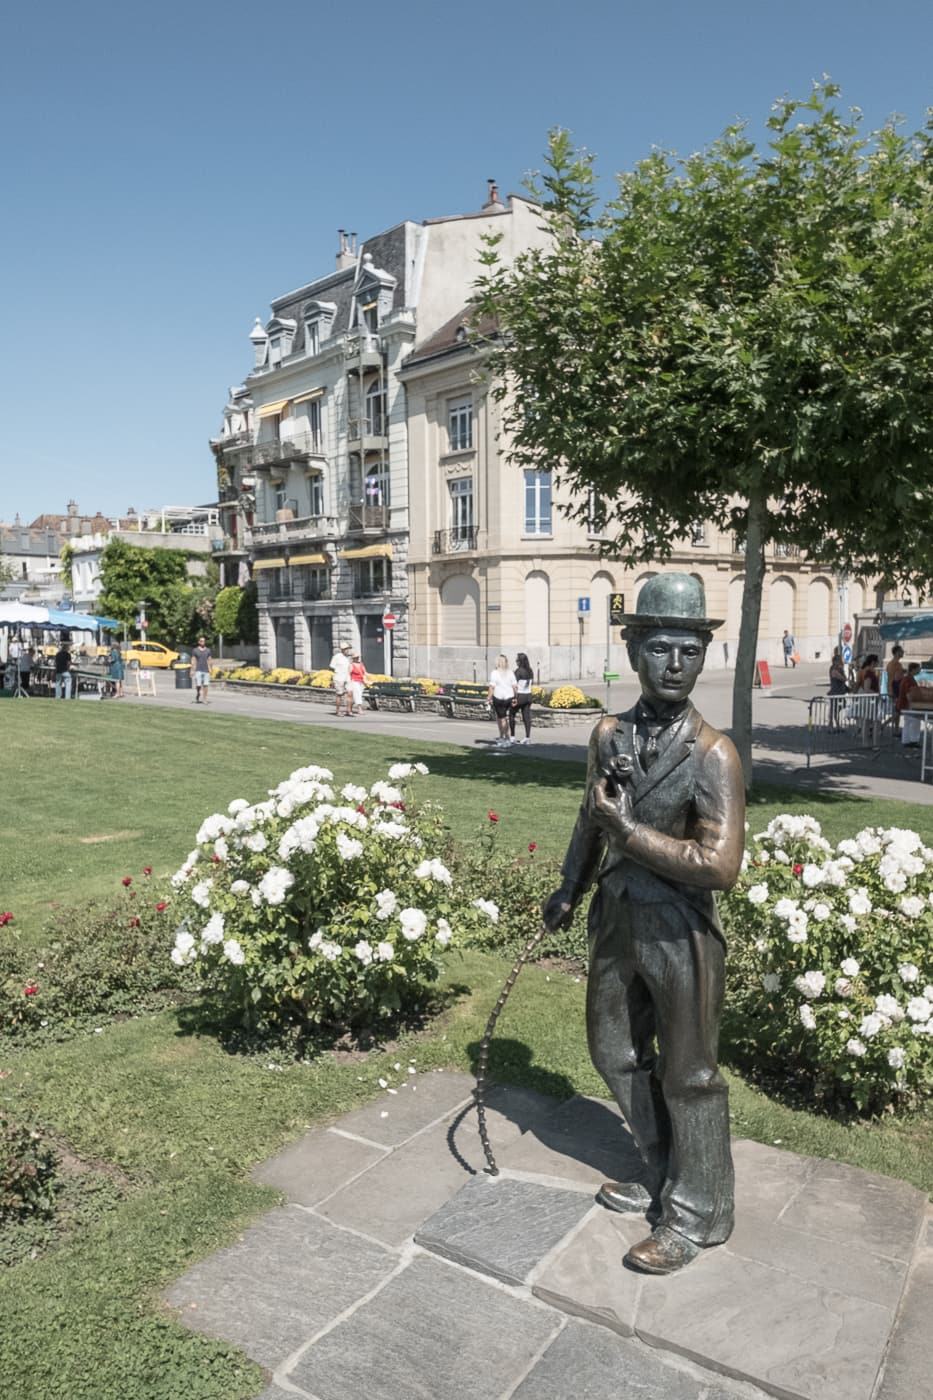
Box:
left=642, top=725, right=663, bottom=769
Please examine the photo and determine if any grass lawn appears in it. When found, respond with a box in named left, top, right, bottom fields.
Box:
left=1, top=702, right=932, bottom=1398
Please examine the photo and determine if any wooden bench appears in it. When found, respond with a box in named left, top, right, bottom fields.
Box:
left=437, top=684, right=493, bottom=720
left=365, top=682, right=417, bottom=713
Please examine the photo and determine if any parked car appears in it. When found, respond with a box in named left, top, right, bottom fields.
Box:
left=121, top=641, right=180, bottom=669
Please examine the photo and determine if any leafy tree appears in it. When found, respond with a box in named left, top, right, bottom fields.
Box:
left=214, top=583, right=258, bottom=644
left=474, top=84, right=933, bottom=785
left=98, top=539, right=218, bottom=645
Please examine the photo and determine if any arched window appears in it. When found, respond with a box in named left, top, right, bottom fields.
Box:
left=524, top=571, right=550, bottom=645
left=439, top=575, right=480, bottom=644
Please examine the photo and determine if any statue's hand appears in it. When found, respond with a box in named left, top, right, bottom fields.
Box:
left=542, top=885, right=575, bottom=932
left=590, top=777, right=636, bottom=837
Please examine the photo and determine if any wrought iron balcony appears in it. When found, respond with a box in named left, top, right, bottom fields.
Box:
left=214, top=431, right=254, bottom=464
left=348, top=503, right=389, bottom=533
left=433, top=526, right=478, bottom=554
left=347, top=415, right=387, bottom=447
left=250, top=514, right=338, bottom=542
left=251, top=431, right=322, bottom=467
left=269, top=582, right=333, bottom=603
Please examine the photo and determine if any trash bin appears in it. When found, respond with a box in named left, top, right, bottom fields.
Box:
left=172, top=657, right=192, bottom=690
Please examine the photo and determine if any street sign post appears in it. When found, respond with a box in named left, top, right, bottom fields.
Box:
left=843, top=622, right=853, bottom=645
left=382, top=611, right=396, bottom=631
left=842, top=644, right=853, bottom=665
left=609, top=593, right=626, bottom=626
left=577, top=597, right=590, bottom=615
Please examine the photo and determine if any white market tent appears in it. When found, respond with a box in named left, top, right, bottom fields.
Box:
left=0, top=601, right=51, bottom=626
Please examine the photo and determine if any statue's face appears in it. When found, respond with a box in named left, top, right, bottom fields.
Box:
left=634, top=629, right=706, bottom=706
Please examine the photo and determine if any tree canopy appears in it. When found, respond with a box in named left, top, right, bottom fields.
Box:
left=98, top=538, right=219, bottom=644
left=473, top=82, right=933, bottom=783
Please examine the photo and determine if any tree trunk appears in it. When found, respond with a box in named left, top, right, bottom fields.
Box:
left=731, top=493, right=768, bottom=791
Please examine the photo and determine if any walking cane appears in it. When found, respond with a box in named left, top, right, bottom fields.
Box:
left=474, top=752, right=631, bottom=1175
left=474, top=920, right=550, bottom=1176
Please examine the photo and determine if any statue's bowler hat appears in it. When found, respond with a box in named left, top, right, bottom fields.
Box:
left=620, top=573, right=723, bottom=632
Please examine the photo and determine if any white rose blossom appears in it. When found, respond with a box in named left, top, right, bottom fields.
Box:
left=859, top=1013, right=883, bottom=1039
left=375, top=941, right=394, bottom=962
left=472, top=898, right=500, bottom=923
left=840, top=958, right=860, bottom=977
left=399, top=907, right=428, bottom=942
left=811, top=902, right=831, bottom=922
left=897, top=962, right=920, bottom=983
left=846, top=1038, right=867, bottom=1057
left=341, top=783, right=368, bottom=803
left=243, top=831, right=268, bottom=854
left=834, top=978, right=853, bottom=998
left=794, top=970, right=826, bottom=1001
left=435, top=919, right=453, bottom=946
left=888, top=1047, right=906, bottom=1070
left=228, top=798, right=250, bottom=815
left=800, top=864, right=824, bottom=889
left=230, top=880, right=250, bottom=896
left=191, top=879, right=213, bottom=909
left=875, top=994, right=905, bottom=1022
left=847, top=888, right=872, bottom=917
left=354, top=940, right=374, bottom=966
left=414, top=858, right=452, bottom=886
left=906, top=996, right=933, bottom=1023
left=201, top=912, right=225, bottom=945
left=256, top=867, right=295, bottom=906
left=336, top=832, right=364, bottom=861
left=375, top=890, right=397, bottom=920
left=223, top=938, right=245, bottom=965
left=747, top=884, right=769, bottom=905
left=798, top=1004, right=816, bottom=1030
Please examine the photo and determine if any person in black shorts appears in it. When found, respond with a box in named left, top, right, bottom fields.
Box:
left=487, top=653, right=517, bottom=747
left=509, top=652, right=534, bottom=744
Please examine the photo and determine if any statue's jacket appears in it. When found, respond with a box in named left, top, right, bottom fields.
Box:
left=562, top=704, right=745, bottom=936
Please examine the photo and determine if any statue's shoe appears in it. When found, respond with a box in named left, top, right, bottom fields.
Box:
left=623, top=1226, right=699, bottom=1275
left=595, top=1181, right=657, bottom=1217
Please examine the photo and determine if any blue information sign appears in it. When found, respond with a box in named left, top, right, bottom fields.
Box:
left=577, top=597, right=590, bottom=614
left=842, top=644, right=852, bottom=664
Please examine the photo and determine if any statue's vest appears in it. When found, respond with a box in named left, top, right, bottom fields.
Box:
left=595, top=705, right=723, bottom=936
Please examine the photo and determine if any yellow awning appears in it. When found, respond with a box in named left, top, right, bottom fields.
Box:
left=252, top=557, right=286, bottom=571
left=256, top=400, right=289, bottom=420
left=289, top=552, right=328, bottom=566
left=337, top=543, right=393, bottom=561
left=292, top=388, right=325, bottom=405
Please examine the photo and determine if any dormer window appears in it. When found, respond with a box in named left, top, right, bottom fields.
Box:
left=265, top=318, right=296, bottom=368
left=301, top=300, right=336, bottom=357
left=305, top=321, right=320, bottom=356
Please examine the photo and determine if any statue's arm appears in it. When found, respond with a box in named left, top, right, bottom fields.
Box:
left=619, top=735, right=745, bottom=891
left=542, top=721, right=609, bottom=928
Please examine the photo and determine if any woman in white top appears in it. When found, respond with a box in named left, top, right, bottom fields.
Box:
left=487, top=653, right=517, bottom=746
left=508, top=652, right=534, bottom=744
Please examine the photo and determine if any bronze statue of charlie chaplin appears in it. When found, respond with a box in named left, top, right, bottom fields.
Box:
left=544, top=574, right=745, bottom=1275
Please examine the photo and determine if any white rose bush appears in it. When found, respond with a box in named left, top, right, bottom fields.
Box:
left=171, top=763, right=495, bottom=1034
left=721, top=815, right=933, bottom=1113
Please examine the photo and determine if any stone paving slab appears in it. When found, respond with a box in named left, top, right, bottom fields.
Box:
left=777, top=1156, right=927, bottom=1262
left=510, top=1316, right=741, bottom=1400
left=325, top=1069, right=476, bottom=1147
left=532, top=1209, right=646, bottom=1336
left=415, top=1174, right=594, bottom=1285
left=251, top=1127, right=387, bottom=1206
left=875, top=1215, right=933, bottom=1400
left=288, top=1253, right=560, bottom=1400
left=497, top=1092, right=646, bottom=1188
left=164, top=1206, right=395, bottom=1369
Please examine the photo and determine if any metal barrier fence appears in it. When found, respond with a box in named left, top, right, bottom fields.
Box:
left=806, top=694, right=897, bottom=767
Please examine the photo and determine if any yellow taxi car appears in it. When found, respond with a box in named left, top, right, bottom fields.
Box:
left=120, top=641, right=180, bottom=669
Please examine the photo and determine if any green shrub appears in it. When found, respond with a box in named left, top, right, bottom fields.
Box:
left=170, top=763, right=498, bottom=1036
left=1, top=888, right=194, bottom=1039
left=721, top=815, right=933, bottom=1114
left=0, top=1118, right=58, bottom=1223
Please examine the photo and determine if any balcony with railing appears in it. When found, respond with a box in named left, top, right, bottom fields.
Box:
left=433, top=526, right=479, bottom=555
left=213, top=431, right=254, bottom=465
left=250, top=513, right=339, bottom=545
left=346, top=414, right=387, bottom=452
left=347, top=503, right=389, bottom=534
left=268, top=579, right=333, bottom=603
left=251, top=430, right=323, bottom=467
left=344, top=331, right=384, bottom=371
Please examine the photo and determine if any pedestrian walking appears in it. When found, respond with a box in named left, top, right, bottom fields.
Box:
left=330, top=643, right=353, bottom=716
left=886, top=645, right=906, bottom=702
left=348, top=653, right=367, bottom=714
left=487, top=654, right=517, bottom=747
left=17, top=646, right=33, bottom=695
left=782, top=630, right=796, bottom=668
left=53, top=640, right=73, bottom=700
left=190, top=635, right=213, bottom=704
left=108, top=642, right=125, bottom=699
left=508, top=652, right=535, bottom=744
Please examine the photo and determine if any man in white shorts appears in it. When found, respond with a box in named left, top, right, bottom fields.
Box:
left=330, top=642, right=352, bottom=716
left=191, top=635, right=213, bottom=704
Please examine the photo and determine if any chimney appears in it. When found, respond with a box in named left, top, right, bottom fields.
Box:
left=336, top=228, right=357, bottom=271
left=483, top=178, right=504, bottom=211
left=67, top=498, right=78, bottom=517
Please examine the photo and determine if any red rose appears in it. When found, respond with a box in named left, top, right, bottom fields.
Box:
left=793, top=864, right=803, bottom=876
left=156, top=902, right=167, bottom=912
left=390, top=800, right=406, bottom=811
left=128, top=916, right=141, bottom=928
left=122, top=877, right=132, bottom=887
left=488, top=812, right=499, bottom=823
left=211, top=854, right=220, bottom=863
left=0, top=912, right=13, bottom=926
left=528, top=842, right=537, bottom=852
left=24, top=984, right=37, bottom=996
left=142, top=866, right=153, bottom=877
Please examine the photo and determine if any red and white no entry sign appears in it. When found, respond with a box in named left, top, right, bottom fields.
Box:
left=382, top=612, right=396, bottom=630
left=842, top=623, right=853, bottom=644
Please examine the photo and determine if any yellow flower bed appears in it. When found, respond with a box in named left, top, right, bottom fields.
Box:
left=309, top=669, right=333, bottom=688
left=229, top=666, right=265, bottom=682
left=365, top=673, right=391, bottom=685
left=414, top=677, right=441, bottom=695
left=267, top=668, right=303, bottom=684
left=549, top=684, right=588, bottom=709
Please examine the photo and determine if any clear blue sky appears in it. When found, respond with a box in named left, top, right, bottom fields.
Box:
left=2, top=0, right=931, bottom=523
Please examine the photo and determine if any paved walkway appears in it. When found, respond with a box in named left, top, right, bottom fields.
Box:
left=123, top=663, right=933, bottom=806
left=165, top=1072, right=931, bottom=1400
